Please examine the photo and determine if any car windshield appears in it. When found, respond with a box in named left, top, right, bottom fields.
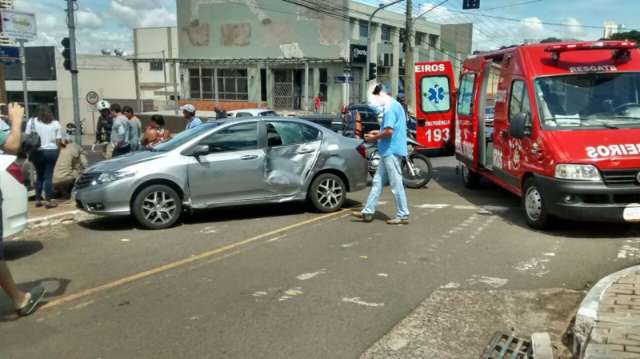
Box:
left=535, top=72, right=640, bottom=130
left=151, top=124, right=215, bottom=152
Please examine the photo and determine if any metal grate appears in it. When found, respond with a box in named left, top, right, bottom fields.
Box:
left=481, top=332, right=532, bottom=359
left=273, top=70, right=293, bottom=109
left=602, top=169, right=640, bottom=186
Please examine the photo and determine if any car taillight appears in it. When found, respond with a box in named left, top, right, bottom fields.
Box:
left=6, top=162, right=23, bottom=184
left=356, top=143, right=367, bottom=158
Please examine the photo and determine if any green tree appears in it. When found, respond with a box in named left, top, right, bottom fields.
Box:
left=540, top=37, right=562, bottom=43
left=609, top=30, right=640, bottom=46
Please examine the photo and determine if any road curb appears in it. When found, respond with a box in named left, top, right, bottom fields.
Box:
left=26, top=210, right=92, bottom=229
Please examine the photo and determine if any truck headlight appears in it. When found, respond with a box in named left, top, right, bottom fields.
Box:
left=92, top=171, right=135, bottom=185
left=554, top=164, right=601, bottom=182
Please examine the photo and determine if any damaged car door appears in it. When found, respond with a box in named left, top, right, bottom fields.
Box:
left=186, top=121, right=266, bottom=207
left=263, top=121, right=322, bottom=197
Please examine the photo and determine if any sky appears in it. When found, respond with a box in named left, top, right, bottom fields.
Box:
left=18, top=0, right=640, bottom=54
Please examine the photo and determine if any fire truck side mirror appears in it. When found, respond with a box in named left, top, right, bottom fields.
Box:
left=509, top=112, right=531, bottom=139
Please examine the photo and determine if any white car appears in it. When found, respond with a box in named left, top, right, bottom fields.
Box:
left=1, top=154, right=28, bottom=238
left=226, top=108, right=278, bottom=118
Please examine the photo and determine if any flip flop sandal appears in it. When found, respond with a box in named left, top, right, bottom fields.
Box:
left=17, top=286, right=46, bottom=316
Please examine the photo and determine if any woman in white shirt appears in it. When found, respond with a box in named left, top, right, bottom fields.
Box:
left=26, top=105, right=62, bottom=208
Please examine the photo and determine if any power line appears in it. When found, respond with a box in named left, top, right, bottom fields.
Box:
left=447, top=8, right=605, bottom=29
left=475, top=0, right=543, bottom=11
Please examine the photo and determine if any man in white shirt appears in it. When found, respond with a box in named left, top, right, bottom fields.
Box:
left=181, top=104, right=202, bottom=130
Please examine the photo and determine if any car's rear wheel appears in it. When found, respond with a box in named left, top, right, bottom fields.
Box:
left=461, top=162, right=481, bottom=189
left=132, top=184, right=182, bottom=229
left=309, top=173, right=346, bottom=213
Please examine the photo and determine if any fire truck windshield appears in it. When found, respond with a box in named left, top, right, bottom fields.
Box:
left=534, top=72, right=640, bottom=130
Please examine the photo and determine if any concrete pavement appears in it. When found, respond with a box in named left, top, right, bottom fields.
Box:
left=1, top=157, right=640, bottom=358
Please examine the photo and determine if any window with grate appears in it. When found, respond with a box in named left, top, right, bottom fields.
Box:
left=217, top=69, right=249, bottom=101
left=189, top=68, right=201, bottom=99
left=381, top=25, right=392, bottom=41
left=319, top=68, right=328, bottom=101
left=150, top=61, right=163, bottom=71
left=359, top=20, right=369, bottom=38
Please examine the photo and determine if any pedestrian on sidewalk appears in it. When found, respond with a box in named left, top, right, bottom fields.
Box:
left=26, top=105, right=62, bottom=209
left=53, top=136, right=88, bottom=199
left=95, top=100, right=113, bottom=145
left=110, top=103, right=131, bottom=157
left=314, top=93, right=322, bottom=113
left=0, top=103, right=46, bottom=316
left=123, top=106, right=142, bottom=152
left=352, top=84, right=410, bottom=225
left=142, top=114, right=171, bottom=149
left=181, top=104, right=202, bottom=130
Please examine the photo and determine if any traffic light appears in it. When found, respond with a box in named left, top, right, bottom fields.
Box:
left=368, top=62, right=377, bottom=80
left=462, top=0, right=480, bottom=9
left=61, top=37, right=72, bottom=72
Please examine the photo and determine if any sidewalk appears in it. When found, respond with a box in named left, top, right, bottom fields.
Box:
left=576, top=266, right=640, bottom=358
left=26, top=199, right=83, bottom=228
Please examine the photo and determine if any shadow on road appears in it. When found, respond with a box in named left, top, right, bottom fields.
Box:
left=0, top=277, right=71, bottom=322
left=3, top=241, right=44, bottom=261
left=78, top=199, right=363, bottom=231
left=432, top=160, right=640, bottom=239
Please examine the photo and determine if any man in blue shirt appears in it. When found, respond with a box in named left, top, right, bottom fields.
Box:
left=353, top=84, right=410, bottom=225
left=181, top=104, right=202, bottom=130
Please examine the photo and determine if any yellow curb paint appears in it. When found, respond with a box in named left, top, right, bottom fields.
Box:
left=41, top=209, right=348, bottom=310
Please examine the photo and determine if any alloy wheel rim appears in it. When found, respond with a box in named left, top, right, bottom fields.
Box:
left=316, top=178, right=343, bottom=209
left=141, top=191, right=177, bottom=225
left=525, top=187, right=543, bottom=221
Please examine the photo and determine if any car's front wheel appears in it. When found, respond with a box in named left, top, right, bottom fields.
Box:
left=132, top=184, right=182, bottom=229
left=309, top=173, right=346, bottom=213
left=522, top=178, right=552, bottom=230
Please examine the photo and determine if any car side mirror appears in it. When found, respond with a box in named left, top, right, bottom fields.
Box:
left=510, top=112, right=531, bottom=139
left=186, top=144, right=210, bottom=157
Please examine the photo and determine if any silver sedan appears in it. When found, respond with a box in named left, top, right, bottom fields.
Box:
left=73, top=118, right=368, bottom=229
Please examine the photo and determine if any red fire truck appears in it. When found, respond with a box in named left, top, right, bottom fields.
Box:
left=449, top=40, right=640, bottom=229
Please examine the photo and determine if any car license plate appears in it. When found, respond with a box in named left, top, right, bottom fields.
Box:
left=623, top=204, right=640, bottom=222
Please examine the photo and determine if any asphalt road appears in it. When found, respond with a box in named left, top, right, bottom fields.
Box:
left=2, top=157, right=640, bottom=358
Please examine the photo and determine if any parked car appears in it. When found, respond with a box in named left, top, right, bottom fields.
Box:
left=74, top=118, right=368, bottom=229
left=226, top=108, right=279, bottom=118
left=1, top=154, right=28, bottom=238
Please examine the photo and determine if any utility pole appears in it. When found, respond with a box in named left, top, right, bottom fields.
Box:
left=66, top=0, right=81, bottom=144
left=18, top=40, right=28, bottom=119
left=404, top=0, right=415, bottom=113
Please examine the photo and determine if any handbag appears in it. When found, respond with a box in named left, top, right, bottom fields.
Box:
left=21, top=118, right=41, bottom=154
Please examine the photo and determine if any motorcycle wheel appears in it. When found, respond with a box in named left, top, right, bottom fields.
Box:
left=402, top=153, right=432, bottom=189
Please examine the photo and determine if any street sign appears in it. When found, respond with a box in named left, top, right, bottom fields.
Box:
left=335, top=75, right=354, bottom=83
left=350, top=44, right=367, bottom=64
left=1, top=10, right=36, bottom=41
left=0, top=45, right=18, bottom=64
left=85, top=91, right=100, bottom=105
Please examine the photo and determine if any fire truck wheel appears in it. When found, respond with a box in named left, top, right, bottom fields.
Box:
left=523, top=178, right=552, bottom=230
left=461, top=163, right=481, bottom=189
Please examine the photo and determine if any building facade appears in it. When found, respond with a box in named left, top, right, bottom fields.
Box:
left=165, top=0, right=471, bottom=113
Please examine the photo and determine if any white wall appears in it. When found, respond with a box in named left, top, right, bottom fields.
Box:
left=134, top=27, right=180, bottom=108
left=56, top=54, right=135, bottom=135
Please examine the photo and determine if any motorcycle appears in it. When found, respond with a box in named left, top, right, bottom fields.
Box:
left=366, top=129, right=433, bottom=189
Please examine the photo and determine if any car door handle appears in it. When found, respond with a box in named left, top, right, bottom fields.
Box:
left=240, top=154, right=258, bottom=160
left=297, top=148, right=315, bottom=154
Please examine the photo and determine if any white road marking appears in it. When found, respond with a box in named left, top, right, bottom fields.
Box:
left=617, top=239, right=640, bottom=259
left=200, top=226, right=217, bottom=234
left=453, top=205, right=478, bottom=210
left=414, top=203, right=450, bottom=209
left=377, top=273, right=389, bottom=278
left=342, top=297, right=384, bottom=307
left=279, top=287, right=304, bottom=302
left=120, top=238, right=130, bottom=242
left=296, top=269, right=327, bottom=281
left=252, top=291, right=268, bottom=297
left=266, top=235, right=286, bottom=243
left=341, top=241, right=358, bottom=248
left=468, top=275, right=508, bottom=288
left=543, top=252, right=556, bottom=257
